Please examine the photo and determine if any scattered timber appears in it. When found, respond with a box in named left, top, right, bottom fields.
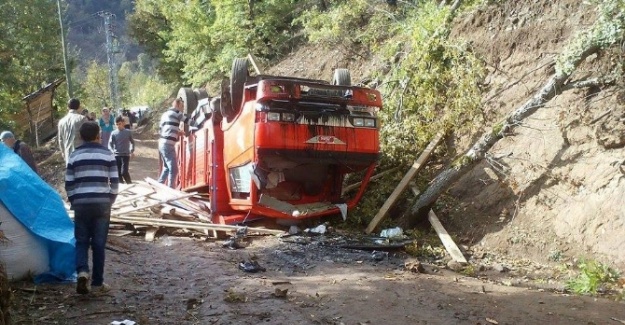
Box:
left=365, top=132, right=445, bottom=234
left=63, top=179, right=285, bottom=240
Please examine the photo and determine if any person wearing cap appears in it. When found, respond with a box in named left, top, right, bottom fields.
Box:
left=157, top=97, right=189, bottom=188
left=98, top=107, right=115, bottom=147
left=58, top=98, right=88, bottom=164
left=1, top=131, right=38, bottom=174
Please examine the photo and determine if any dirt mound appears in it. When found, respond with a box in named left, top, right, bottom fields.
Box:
left=444, top=1, right=625, bottom=269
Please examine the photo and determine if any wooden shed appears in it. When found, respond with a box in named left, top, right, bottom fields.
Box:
left=16, top=79, right=64, bottom=147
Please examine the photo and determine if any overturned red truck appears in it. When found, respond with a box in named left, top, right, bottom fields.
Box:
left=173, top=58, right=383, bottom=224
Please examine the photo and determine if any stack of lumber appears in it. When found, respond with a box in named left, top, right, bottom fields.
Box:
left=65, top=177, right=284, bottom=240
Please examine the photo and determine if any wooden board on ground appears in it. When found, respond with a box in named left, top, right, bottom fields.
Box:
left=365, top=132, right=445, bottom=234
left=144, top=227, right=159, bottom=242
left=428, top=210, right=467, bottom=264
left=111, top=215, right=285, bottom=236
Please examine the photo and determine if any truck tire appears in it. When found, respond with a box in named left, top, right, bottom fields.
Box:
left=230, top=58, right=249, bottom=116
left=210, top=97, right=223, bottom=124
left=332, top=68, right=351, bottom=86
left=220, top=78, right=235, bottom=119
left=177, top=87, right=198, bottom=115
left=194, top=88, right=209, bottom=101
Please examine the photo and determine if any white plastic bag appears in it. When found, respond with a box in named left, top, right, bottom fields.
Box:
left=0, top=202, right=49, bottom=281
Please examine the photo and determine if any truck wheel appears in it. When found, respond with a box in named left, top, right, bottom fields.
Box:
left=177, top=87, right=198, bottom=115
left=220, top=78, right=235, bottom=119
left=211, top=97, right=223, bottom=124
left=194, top=88, right=209, bottom=101
left=230, top=58, right=249, bottom=116
left=332, top=68, right=351, bottom=86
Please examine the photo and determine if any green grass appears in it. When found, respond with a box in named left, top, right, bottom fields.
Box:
left=566, top=260, right=620, bottom=294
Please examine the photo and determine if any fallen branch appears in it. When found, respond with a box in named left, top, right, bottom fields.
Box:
left=482, top=60, right=554, bottom=105
left=589, top=108, right=612, bottom=125
left=342, top=167, right=400, bottom=195
left=401, top=8, right=624, bottom=226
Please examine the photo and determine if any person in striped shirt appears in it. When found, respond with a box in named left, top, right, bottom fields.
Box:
left=157, top=97, right=189, bottom=188
left=65, top=121, right=119, bottom=295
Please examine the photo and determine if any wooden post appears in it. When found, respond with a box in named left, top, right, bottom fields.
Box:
left=365, top=132, right=445, bottom=234
left=428, top=210, right=467, bottom=263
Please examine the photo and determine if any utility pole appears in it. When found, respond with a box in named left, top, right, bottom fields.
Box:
left=99, top=12, right=121, bottom=112
left=57, top=0, right=73, bottom=98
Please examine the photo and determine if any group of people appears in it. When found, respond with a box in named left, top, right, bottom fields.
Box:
left=62, top=96, right=189, bottom=295
left=57, top=101, right=135, bottom=184
left=57, top=98, right=137, bottom=294
left=2, top=96, right=188, bottom=296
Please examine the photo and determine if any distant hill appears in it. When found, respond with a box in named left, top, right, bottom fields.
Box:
left=65, top=0, right=140, bottom=67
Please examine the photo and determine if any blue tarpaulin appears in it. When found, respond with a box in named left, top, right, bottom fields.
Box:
left=0, top=144, right=76, bottom=283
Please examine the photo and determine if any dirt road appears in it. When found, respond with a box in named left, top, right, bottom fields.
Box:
left=10, top=135, right=625, bottom=325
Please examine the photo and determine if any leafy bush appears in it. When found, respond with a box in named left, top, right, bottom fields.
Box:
left=566, top=260, right=621, bottom=294
left=338, top=2, right=485, bottom=225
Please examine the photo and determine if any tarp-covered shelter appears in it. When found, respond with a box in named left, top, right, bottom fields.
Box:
left=0, top=144, right=76, bottom=283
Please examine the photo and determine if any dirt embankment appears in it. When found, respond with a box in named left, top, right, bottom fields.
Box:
left=268, top=1, right=625, bottom=271
left=444, top=0, right=625, bottom=270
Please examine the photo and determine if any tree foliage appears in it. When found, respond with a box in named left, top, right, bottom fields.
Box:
left=0, top=0, right=63, bottom=129
left=128, top=0, right=300, bottom=86
left=79, top=60, right=173, bottom=112
left=378, top=2, right=484, bottom=166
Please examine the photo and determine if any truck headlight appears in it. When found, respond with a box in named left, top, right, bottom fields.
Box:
left=267, top=112, right=281, bottom=121
left=282, top=113, right=295, bottom=122
left=353, top=118, right=364, bottom=127
left=364, top=118, right=376, bottom=127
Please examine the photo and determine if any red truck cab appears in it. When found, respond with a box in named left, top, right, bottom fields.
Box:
left=176, top=58, right=382, bottom=225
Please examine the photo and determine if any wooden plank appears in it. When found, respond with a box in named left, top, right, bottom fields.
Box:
left=110, top=215, right=285, bottom=235
left=117, top=183, right=139, bottom=195
left=113, top=191, right=156, bottom=207
left=144, top=227, right=159, bottom=242
left=365, top=132, right=445, bottom=234
left=108, top=230, right=135, bottom=237
left=144, top=178, right=209, bottom=215
left=427, top=210, right=467, bottom=263
left=111, top=192, right=198, bottom=216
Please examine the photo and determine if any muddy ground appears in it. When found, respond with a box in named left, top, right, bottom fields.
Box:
left=9, top=137, right=625, bottom=325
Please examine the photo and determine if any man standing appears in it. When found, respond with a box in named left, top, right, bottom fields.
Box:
left=0, top=131, right=38, bottom=173
left=58, top=98, right=87, bottom=164
left=157, top=97, right=188, bottom=188
left=65, top=121, right=118, bottom=294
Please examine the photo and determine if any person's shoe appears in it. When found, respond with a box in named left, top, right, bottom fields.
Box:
left=76, top=272, right=90, bottom=294
left=91, top=283, right=111, bottom=295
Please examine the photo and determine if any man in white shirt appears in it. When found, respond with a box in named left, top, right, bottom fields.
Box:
left=58, top=98, right=88, bottom=164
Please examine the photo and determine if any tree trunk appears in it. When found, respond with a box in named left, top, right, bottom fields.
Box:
left=402, top=44, right=600, bottom=227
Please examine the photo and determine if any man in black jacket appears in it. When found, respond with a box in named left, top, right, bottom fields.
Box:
left=0, top=131, right=38, bottom=174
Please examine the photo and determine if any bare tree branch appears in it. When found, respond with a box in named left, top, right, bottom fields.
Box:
left=401, top=43, right=602, bottom=226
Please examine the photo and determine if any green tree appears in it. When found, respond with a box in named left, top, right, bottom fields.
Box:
left=0, top=0, right=64, bottom=129
left=128, top=0, right=299, bottom=87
